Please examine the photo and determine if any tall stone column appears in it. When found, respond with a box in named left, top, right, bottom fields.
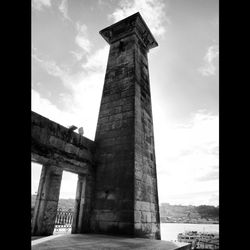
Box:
left=72, top=174, right=86, bottom=233
left=72, top=171, right=94, bottom=233
left=31, top=164, right=63, bottom=236
left=92, top=12, right=160, bottom=239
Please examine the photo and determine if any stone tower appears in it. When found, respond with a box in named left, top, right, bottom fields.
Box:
left=91, top=12, right=160, bottom=239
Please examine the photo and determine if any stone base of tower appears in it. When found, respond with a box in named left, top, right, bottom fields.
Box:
left=89, top=212, right=160, bottom=239
left=134, top=203, right=161, bottom=239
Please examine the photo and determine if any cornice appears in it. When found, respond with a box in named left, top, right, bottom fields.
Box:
left=100, top=12, right=158, bottom=50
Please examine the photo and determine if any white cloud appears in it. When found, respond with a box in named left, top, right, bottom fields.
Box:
left=69, top=23, right=93, bottom=62
left=109, top=0, right=167, bottom=38
left=196, top=170, right=219, bottom=182
left=198, top=45, right=219, bottom=76
left=32, top=89, right=76, bottom=127
left=32, top=0, right=51, bottom=11
left=59, top=0, right=72, bottom=21
left=32, top=45, right=109, bottom=140
left=82, top=45, right=109, bottom=71
left=32, top=53, right=74, bottom=92
left=155, top=110, right=219, bottom=161
left=75, top=23, right=92, bottom=54
left=70, top=51, right=83, bottom=61
left=155, top=110, right=219, bottom=205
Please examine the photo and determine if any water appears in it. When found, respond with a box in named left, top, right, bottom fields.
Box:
left=160, top=223, right=219, bottom=242
left=52, top=223, right=219, bottom=241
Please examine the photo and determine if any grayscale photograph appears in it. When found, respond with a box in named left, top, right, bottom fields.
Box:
left=31, top=0, right=219, bottom=249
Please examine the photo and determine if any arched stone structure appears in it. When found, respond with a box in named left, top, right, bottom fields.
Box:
left=31, top=111, right=95, bottom=235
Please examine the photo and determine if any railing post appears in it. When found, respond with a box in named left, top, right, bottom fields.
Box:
left=54, top=208, right=74, bottom=232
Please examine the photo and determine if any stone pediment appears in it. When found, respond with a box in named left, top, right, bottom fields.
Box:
left=100, top=12, right=158, bottom=50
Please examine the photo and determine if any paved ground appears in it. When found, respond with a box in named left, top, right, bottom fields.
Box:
left=32, top=236, right=46, bottom=241
left=31, top=234, right=191, bottom=250
left=32, top=229, right=71, bottom=241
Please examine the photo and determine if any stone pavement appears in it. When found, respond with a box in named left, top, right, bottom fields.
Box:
left=31, top=234, right=191, bottom=250
left=32, top=236, right=45, bottom=241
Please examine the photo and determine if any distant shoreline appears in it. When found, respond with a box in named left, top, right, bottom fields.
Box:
left=161, top=221, right=219, bottom=224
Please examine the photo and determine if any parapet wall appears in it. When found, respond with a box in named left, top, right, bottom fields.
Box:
left=31, top=111, right=95, bottom=174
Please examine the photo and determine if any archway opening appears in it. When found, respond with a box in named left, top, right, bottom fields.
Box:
left=53, top=170, right=78, bottom=235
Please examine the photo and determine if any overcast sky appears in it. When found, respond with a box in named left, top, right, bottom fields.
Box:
left=31, top=0, right=219, bottom=206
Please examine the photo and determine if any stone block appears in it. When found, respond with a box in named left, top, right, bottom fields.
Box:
left=98, top=116, right=110, bottom=124
left=135, top=168, right=143, bottom=180
left=118, top=222, right=134, bottom=235
left=121, top=89, right=134, bottom=98
left=135, top=201, right=151, bottom=211
left=151, top=223, right=160, bottom=233
left=64, top=143, right=79, bottom=154
left=134, top=210, right=141, bottom=223
left=78, top=149, right=91, bottom=160
left=118, top=210, right=133, bottom=222
left=150, top=202, right=159, bottom=211
left=98, top=221, right=119, bottom=233
left=134, top=222, right=142, bottom=230
left=139, top=222, right=152, bottom=236
left=122, top=110, right=134, bottom=119
left=141, top=211, right=151, bottom=223
left=33, top=127, right=49, bottom=145
left=151, top=212, right=157, bottom=223
left=109, top=113, right=123, bottom=122
left=111, top=120, right=122, bottom=130
left=98, top=211, right=118, bottom=222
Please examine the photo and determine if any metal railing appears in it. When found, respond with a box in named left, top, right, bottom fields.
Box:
left=54, top=208, right=74, bottom=232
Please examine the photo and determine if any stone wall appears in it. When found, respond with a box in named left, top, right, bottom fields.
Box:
left=31, top=111, right=95, bottom=235
left=92, top=34, right=136, bottom=236
left=133, top=32, right=160, bottom=240
left=31, top=111, right=95, bottom=174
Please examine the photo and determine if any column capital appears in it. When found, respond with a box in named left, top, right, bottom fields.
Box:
left=100, top=12, right=158, bottom=50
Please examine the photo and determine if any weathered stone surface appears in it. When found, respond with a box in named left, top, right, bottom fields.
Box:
left=72, top=174, right=93, bottom=234
left=32, top=165, right=63, bottom=236
left=31, top=111, right=95, bottom=174
left=98, top=221, right=119, bottom=233
left=91, top=12, right=160, bottom=239
left=31, top=112, right=96, bottom=236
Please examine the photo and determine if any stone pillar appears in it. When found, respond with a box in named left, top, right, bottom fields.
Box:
left=92, top=12, right=160, bottom=239
left=72, top=174, right=86, bottom=233
left=72, top=172, right=94, bottom=233
left=31, top=164, right=63, bottom=236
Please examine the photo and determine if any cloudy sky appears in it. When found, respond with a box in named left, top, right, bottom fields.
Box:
left=31, top=0, right=219, bottom=206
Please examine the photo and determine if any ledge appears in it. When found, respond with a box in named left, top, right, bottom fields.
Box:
left=100, top=12, right=158, bottom=50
